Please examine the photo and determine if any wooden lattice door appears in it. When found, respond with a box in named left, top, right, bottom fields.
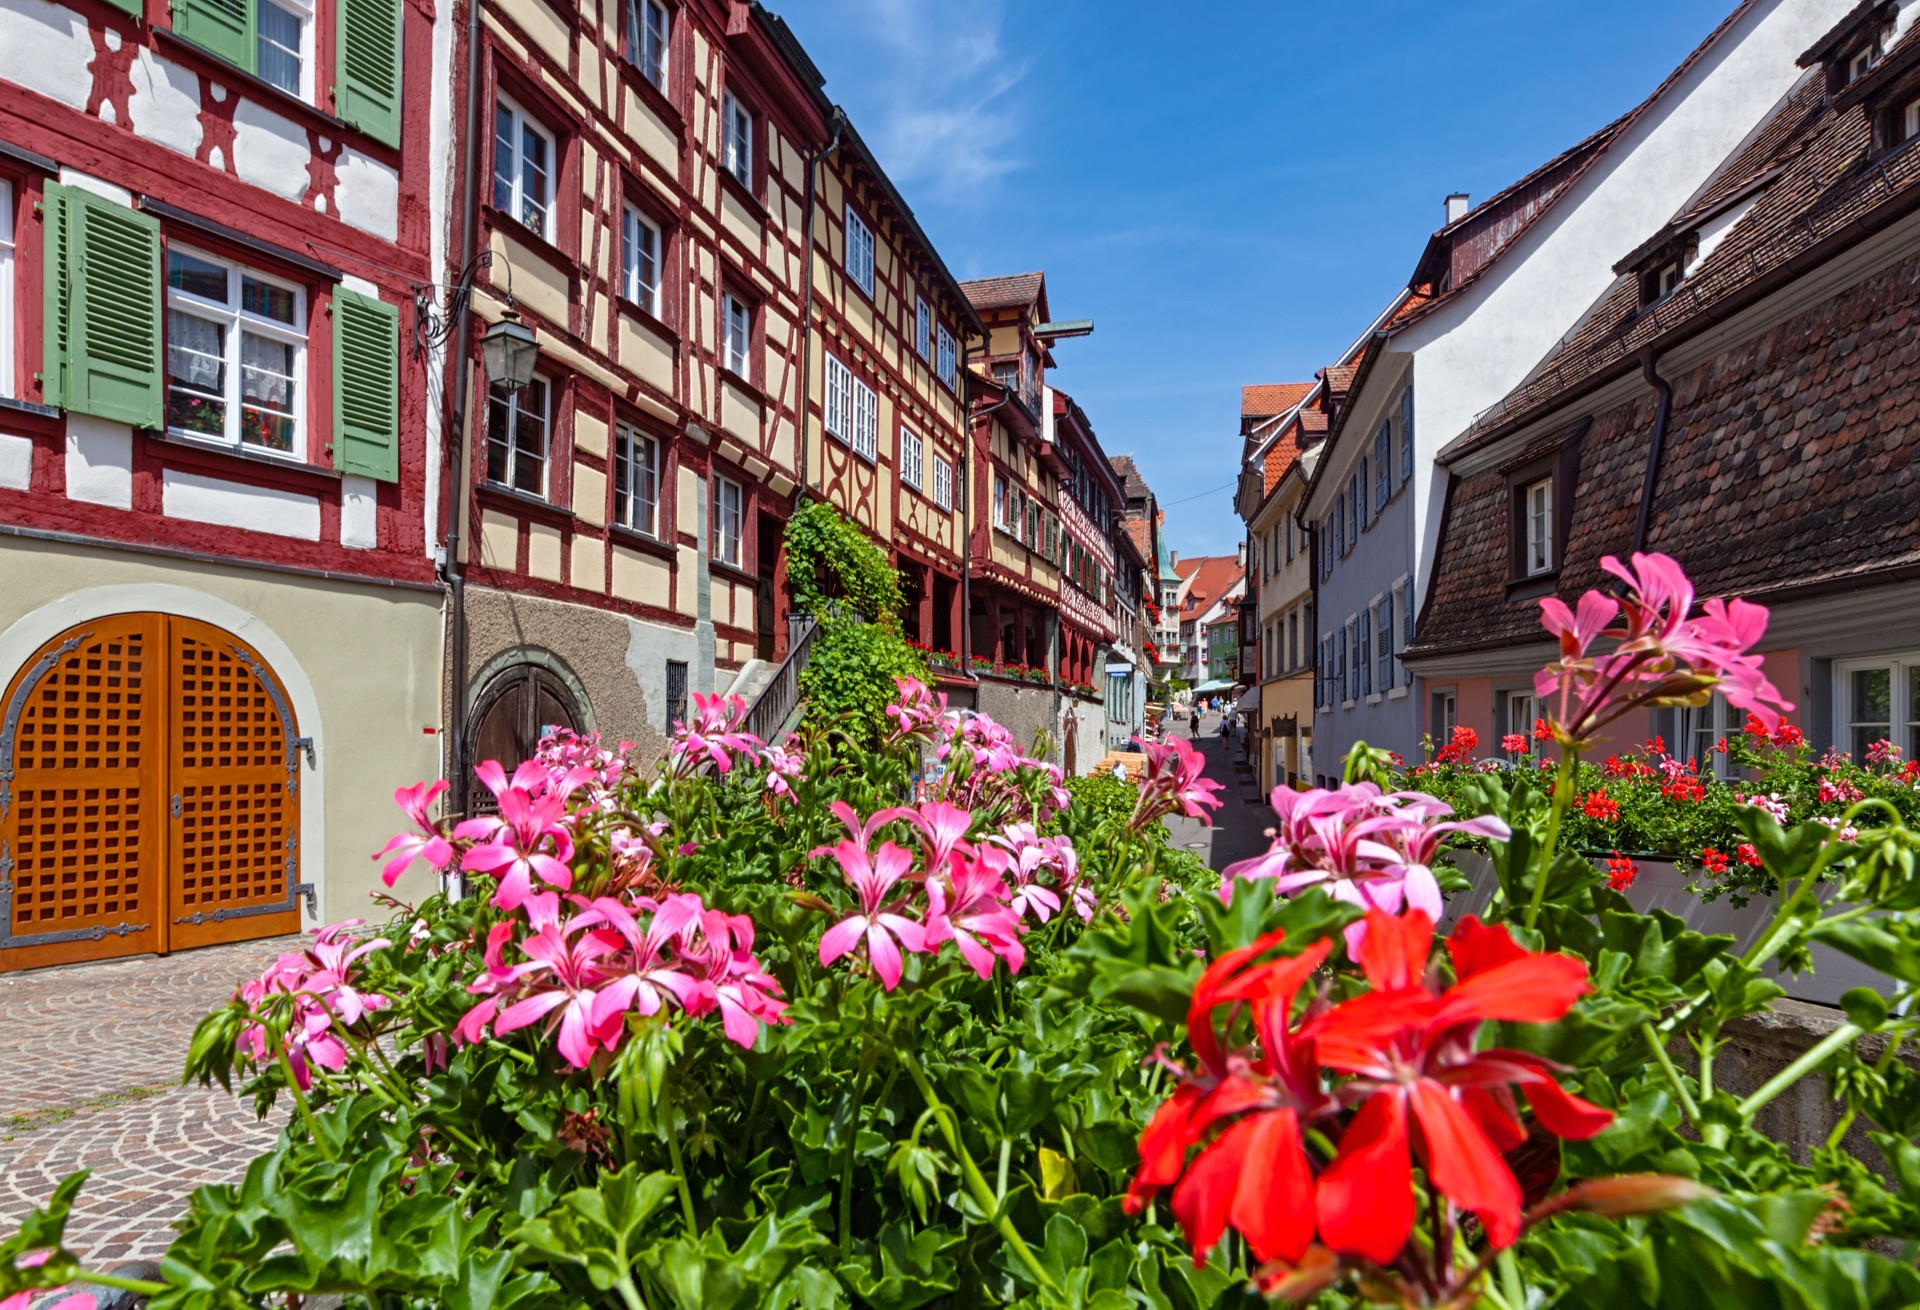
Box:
left=0, top=615, right=305, bottom=972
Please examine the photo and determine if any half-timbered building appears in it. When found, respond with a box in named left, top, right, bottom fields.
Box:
left=0, top=0, right=440, bottom=966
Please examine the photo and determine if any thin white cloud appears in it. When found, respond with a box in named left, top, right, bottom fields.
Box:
left=836, top=0, right=1028, bottom=207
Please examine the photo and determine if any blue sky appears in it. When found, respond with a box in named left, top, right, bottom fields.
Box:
left=777, top=0, right=1737, bottom=558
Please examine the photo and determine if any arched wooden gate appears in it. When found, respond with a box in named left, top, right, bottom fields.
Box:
left=466, top=662, right=583, bottom=814
left=0, top=615, right=309, bottom=972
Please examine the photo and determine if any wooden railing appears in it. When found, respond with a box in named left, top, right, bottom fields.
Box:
left=742, top=612, right=819, bottom=745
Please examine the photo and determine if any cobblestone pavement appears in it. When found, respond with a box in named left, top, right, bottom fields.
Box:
left=1162, top=710, right=1277, bottom=872
left=0, top=938, right=299, bottom=1265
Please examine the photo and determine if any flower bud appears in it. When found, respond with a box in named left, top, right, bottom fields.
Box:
left=1560, top=1174, right=1715, bottom=1217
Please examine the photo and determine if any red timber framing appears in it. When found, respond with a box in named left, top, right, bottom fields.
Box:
left=1051, top=386, right=1122, bottom=687
left=445, top=0, right=979, bottom=677
left=0, top=0, right=436, bottom=583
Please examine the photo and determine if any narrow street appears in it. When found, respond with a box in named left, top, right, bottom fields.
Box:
left=1161, top=710, right=1280, bottom=874
left=0, top=941, right=291, bottom=1269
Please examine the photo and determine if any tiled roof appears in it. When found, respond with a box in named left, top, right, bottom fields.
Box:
left=1452, top=56, right=1920, bottom=454
left=1241, top=382, right=1315, bottom=418
left=1110, top=453, right=1153, bottom=500
left=1415, top=66, right=1920, bottom=656
left=1261, top=422, right=1307, bottom=497
left=1176, top=557, right=1245, bottom=620
left=961, top=272, right=1044, bottom=311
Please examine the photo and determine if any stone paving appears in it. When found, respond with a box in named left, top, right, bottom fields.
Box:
left=0, top=938, right=298, bottom=1266
left=1162, top=709, right=1277, bottom=873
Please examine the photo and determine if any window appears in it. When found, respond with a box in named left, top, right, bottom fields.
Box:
left=256, top=0, right=310, bottom=96
left=621, top=205, right=661, bottom=314
left=824, top=354, right=853, bottom=444
left=1358, top=610, right=1373, bottom=696
left=494, top=97, right=555, bottom=238
left=624, top=0, right=668, bottom=91
left=722, top=91, right=753, bottom=189
left=1904, top=98, right=1920, bottom=145
left=721, top=292, right=752, bottom=378
left=613, top=424, right=660, bottom=536
left=1505, top=691, right=1539, bottom=740
left=1337, top=627, right=1349, bottom=703
left=486, top=375, right=550, bottom=496
left=1431, top=690, right=1456, bottom=740
left=1333, top=496, right=1346, bottom=558
left=0, top=179, right=12, bottom=400
left=665, top=660, right=688, bottom=730
left=711, top=473, right=743, bottom=567
left=1835, top=656, right=1920, bottom=761
left=845, top=205, right=875, bottom=295
left=915, top=296, right=931, bottom=360
left=1377, top=595, right=1394, bottom=692
left=1287, top=610, right=1299, bottom=672
left=1524, top=477, right=1554, bottom=575
left=850, top=377, right=877, bottom=461
left=1374, top=421, right=1391, bottom=509
left=1642, top=260, right=1683, bottom=305
left=1399, top=386, right=1414, bottom=481
left=931, top=454, right=953, bottom=510
left=936, top=324, right=956, bottom=389
left=1320, top=519, right=1333, bottom=579
left=1654, top=694, right=1733, bottom=779
left=164, top=247, right=306, bottom=458
left=1285, top=516, right=1294, bottom=562
left=899, top=426, right=923, bottom=489
left=1848, top=44, right=1878, bottom=84
left=1348, top=472, right=1362, bottom=538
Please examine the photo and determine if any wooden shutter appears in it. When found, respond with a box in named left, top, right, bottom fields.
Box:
left=333, top=287, right=400, bottom=482
left=68, top=191, right=164, bottom=429
left=337, top=0, right=402, bottom=148
left=40, top=183, right=69, bottom=410
left=100, top=0, right=142, bottom=16
left=170, top=0, right=253, bottom=69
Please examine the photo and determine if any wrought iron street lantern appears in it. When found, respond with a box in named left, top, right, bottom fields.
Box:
left=481, top=310, right=538, bottom=389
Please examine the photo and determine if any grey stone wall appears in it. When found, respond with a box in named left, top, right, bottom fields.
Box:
left=975, top=680, right=1060, bottom=762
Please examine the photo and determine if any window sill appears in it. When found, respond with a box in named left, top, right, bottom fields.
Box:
left=150, top=29, right=381, bottom=154
left=0, top=395, right=60, bottom=421
left=617, top=296, right=679, bottom=345
left=709, top=557, right=756, bottom=585
left=718, top=366, right=766, bottom=404
left=615, top=62, right=684, bottom=137
left=477, top=479, right=572, bottom=526
left=716, top=168, right=768, bottom=224
left=607, top=522, right=674, bottom=560
left=1388, top=686, right=1410, bottom=701
left=149, top=429, right=343, bottom=485
left=482, top=205, right=573, bottom=277
left=1504, top=570, right=1559, bottom=600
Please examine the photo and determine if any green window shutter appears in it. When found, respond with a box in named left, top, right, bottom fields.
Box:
left=68, top=190, right=164, bottom=428
left=337, top=0, right=402, bottom=148
left=101, top=0, right=142, bottom=19
left=40, top=183, right=70, bottom=409
left=170, top=0, right=253, bottom=68
left=333, top=288, right=400, bottom=482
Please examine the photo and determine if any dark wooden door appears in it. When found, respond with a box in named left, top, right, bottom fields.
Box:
left=467, top=665, right=582, bottom=811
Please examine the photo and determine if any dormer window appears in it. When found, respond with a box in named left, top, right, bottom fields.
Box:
left=1642, top=259, right=1683, bottom=305
left=1904, top=98, right=1920, bottom=144
left=1848, top=43, right=1879, bottom=84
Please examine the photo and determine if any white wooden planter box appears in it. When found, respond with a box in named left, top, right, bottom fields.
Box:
left=1444, top=852, right=1889, bottom=1008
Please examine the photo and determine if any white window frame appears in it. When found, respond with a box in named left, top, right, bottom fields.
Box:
left=494, top=95, right=556, bottom=239
left=711, top=472, right=744, bottom=568
left=915, top=296, right=931, bottom=360
left=1525, top=476, right=1554, bottom=575
left=485, top=373, right=552, bottom=498
left=164, top=244, right=308, bottom=461
left=845, top=204, right=875, bottom=295
left=624, top=0, right=669, bottom=91
left=255, top=0, right=314, bottom=100
left=850, top=377, right=877, bottom=461
left=936, top=324, right=956, bottom=389
left=931, top=453, right=953, bottom=510
left=1849, top=44, right=1878, bottom=83
left=613, top=423, right=661, bottom=537
left=1834, top=653, right=1920, bottom=762
left=721, top=291, right=752, bottom=378
left=899, top=426, right=923, bottom=490
left=722, top=90, right=753, bottom=190
left=0, top=179, right=12, bottom=400
left=1654, top=693, right=1734, bottom=779
left=823, top=353, right=853, bottom=444
left=621, top=204, right=662, bottom=315
left=1431, top=689, right=1457, bottom=740
left=1504, top=691, right=1539, bottom=740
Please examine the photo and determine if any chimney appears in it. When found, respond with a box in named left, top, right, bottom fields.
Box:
left=1445, top=192, right=1470, bottom=224
left=1170, top=550, right=1179, bottom=569
left=1236, top=541, right=1246, bottom=569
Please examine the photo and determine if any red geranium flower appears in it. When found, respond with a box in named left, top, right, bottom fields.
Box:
left=1735, top=843, right=1762, bottom=868
left=1700, top=848, right=1730, bottom=876
left=1303, top=911, right=1612, bottom=1260
left=1743, top=713, right=1769, bottom=739
left=1580, top=790, right=1620, bottom=822
left=1605, top=851, right=1637, bottom=891
left=1531, top=717, right=1553, bottom=742
left=1501, top=734, right=1529, bottom=754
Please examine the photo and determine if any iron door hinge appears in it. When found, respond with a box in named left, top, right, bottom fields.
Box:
left=292, top=737, right=316, bottom=768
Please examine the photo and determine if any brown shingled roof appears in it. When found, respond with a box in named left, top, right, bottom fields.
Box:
left=1415, top=63, right=1920, bottom=657
left=1241, top=382, right=1314, bottom=418
left=1110, top=454, right=1152, bottom=500
left=961, top=272, right=1044, bottom=311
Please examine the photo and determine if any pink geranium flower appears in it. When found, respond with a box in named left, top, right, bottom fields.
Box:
left=457, top=760, right=578, bottom=913
left=886, top=676, right=948, bottom=742
left=669, top=693, right=763, bottom=777
left=490, top=915, right=622, bottom=1070
left=1132, top=738, right=1225, bottom=829
left=1, top=1253, right=91, bottom=1310
left=373, top=779, right=455, bottom=887
left=925, top=852, right=1026, bottom=978
left=816, top=838, right=928, bottom=990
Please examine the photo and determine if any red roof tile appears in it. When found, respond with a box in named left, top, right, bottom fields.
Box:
left=960, top=272, right=1045, bottom=312
left=1241, top=382, right=1314, bottom=418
